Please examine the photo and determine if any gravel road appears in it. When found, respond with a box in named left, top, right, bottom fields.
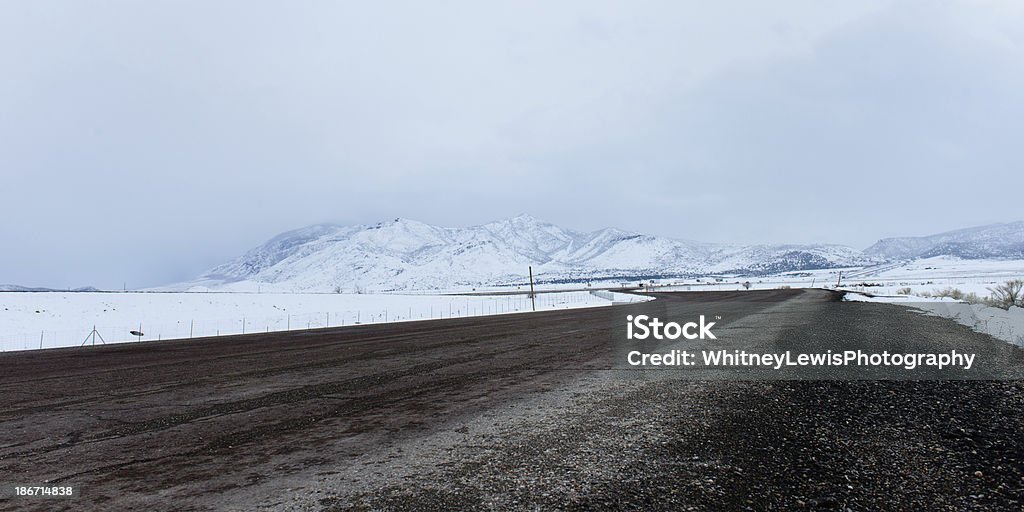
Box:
left=1, top=289, right=1022, bottom=511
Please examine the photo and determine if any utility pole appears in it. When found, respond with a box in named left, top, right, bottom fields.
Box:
left=836, top=271, right=843, bottom=288
left=529, top=266, right=536, bottom=312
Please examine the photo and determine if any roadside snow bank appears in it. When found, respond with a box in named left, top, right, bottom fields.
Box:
left=841, top=293, right=958, bottom=303
left=844, top=292, right=1024, bottom=347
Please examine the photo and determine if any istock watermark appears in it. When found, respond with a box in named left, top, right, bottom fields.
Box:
left=626, top=314, right=716, bottom=340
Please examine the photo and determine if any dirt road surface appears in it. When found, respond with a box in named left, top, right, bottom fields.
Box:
left=1, top=289, right=1022, bottom=511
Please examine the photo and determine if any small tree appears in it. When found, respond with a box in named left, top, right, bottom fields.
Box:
left=742, top=281, right=752, bottom=290
left=989, top=279, right=1024, bottom=309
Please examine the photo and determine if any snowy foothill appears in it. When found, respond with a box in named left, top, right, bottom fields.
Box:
left=0, top=290, right=650, bottom=353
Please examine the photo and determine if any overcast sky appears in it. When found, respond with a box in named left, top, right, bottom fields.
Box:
left=2, top=1, right=1022, bottom=289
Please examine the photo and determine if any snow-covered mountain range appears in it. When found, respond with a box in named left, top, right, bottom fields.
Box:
left=865, top=221, right=1024, bottom=261
left=167, top=216, right=1023, bottom=293
left=173, top=215, right=875, bottom=292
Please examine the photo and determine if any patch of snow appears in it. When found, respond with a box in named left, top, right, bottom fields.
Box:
left=841, top=292, right=957, bottom=303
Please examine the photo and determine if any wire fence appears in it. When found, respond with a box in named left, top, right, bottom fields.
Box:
left=1, top=292, right=610, bottom=352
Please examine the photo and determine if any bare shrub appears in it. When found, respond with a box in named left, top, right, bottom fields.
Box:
left=931, top=287, right=965, bottom=301
left=897, top=287, right=912, bottom=295
left=989, top=279, right=1024, bottom=309
left=923, top=287, right=986, bottom=306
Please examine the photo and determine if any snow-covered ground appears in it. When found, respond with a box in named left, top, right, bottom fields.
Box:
left=836, top=256, right=1024, bottom=297
left=647, top=256, right=1024, bottom=298
left=653, top=266, right=852, bottom=292
left=0, top=290, right=648, bottom=352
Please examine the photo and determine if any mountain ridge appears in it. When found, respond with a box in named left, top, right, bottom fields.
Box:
left=865, top=221, right=1024, bottom=260
left=158, top=217, right=1024, bottom=293
left=177, top=215, right=877, bottom=292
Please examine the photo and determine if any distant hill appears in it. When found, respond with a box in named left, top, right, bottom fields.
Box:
left=0, top=285, right=100, bottom=292
left=865, top=221, right=1024, bottom=260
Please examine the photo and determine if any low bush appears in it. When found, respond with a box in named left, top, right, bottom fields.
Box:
left=989, top=279, right=1024, bottom=309
left=918, top=280, right=1024, bottom=309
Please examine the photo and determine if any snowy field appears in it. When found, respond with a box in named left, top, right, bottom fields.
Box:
left=836, top=256, right=1024, bottom=297
left=650, top=256, right=1024, bottom=298
left=653, top=266, right=851, bottom=292
left=0, top=290, right=647, bottom=352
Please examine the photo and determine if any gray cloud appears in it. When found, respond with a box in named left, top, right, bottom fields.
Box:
left=1, top=1, right=1021, bottom=288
